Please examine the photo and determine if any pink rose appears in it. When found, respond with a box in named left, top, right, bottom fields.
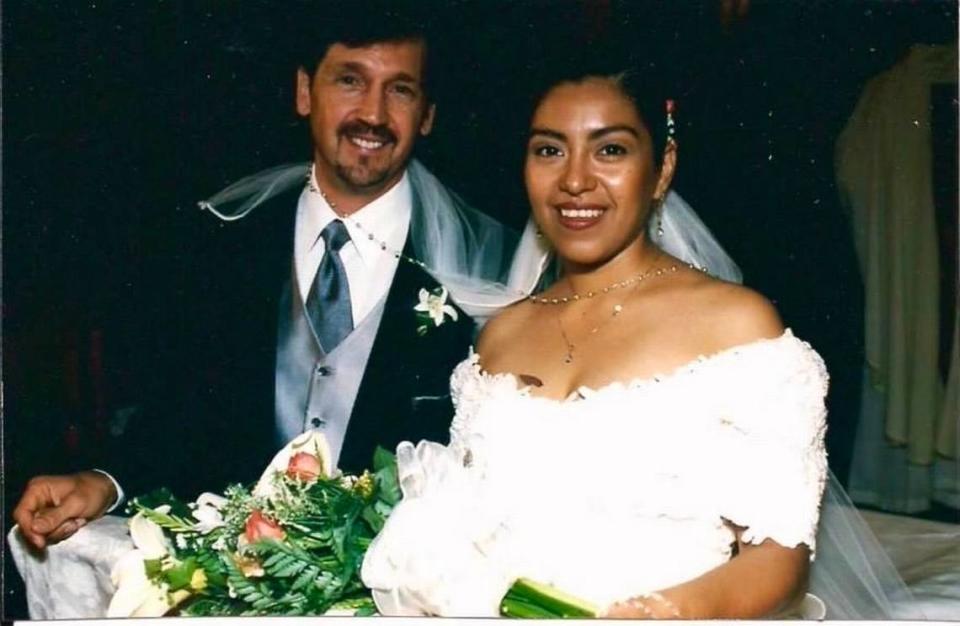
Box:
left=244, top=510, right=285, bottom=543
left=286, top=452, right=323, bottom=481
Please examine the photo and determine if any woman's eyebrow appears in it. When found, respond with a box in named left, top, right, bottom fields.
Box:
left=588, top=125, right=640, bottom=140
left=528, top=126, right=640, bottom=141
left=529, top=128, right=566, bottom=141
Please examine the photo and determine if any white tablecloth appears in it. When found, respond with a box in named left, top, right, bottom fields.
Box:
left=8, top=516, right=134, bottom=619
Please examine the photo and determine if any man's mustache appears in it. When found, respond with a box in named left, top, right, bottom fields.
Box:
left=338, top=121, right=397, bottom=144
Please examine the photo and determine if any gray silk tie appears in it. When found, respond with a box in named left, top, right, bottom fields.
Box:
left=307, top=219, right=354, bottom=352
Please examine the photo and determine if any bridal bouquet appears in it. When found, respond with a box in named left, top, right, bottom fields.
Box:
left=107, top=432, right=400, bottom=617
left=107, top=431, right=597, bottom=618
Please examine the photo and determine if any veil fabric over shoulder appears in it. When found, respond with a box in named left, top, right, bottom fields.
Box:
left=654, top=191, right=742, bottom=283
left=199, top=159, right=545, bottom=326
left=199, top=161, right=918, bottom=619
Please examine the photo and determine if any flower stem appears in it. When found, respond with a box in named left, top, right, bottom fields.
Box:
left=500, top=578, right=599, bottom=618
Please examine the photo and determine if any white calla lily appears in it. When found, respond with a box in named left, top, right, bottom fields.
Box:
left=196, top=492, right=228, bottom=509
left=129, top=509, right=170, bottom=559
left=107, top=548, right=189, bottom=617
left=192, top=492, right=228, bottom=533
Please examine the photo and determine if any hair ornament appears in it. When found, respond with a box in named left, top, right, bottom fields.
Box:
left=665, top=98, right=676, bottom=141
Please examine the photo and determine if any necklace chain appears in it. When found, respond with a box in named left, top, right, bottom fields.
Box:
left=306, top=172, right=430, bottom=271
left=555, top=263, right=679, bottom=364
left=530, top=256, right=676, bottom=305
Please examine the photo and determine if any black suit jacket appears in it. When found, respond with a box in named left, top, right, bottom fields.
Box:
left=112, top=185, right=474, bottom=499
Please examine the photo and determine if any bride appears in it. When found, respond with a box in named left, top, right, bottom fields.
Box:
left=360, top=66, right=907, bottom=618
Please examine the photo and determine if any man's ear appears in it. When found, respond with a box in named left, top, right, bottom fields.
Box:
left=295, top=68, right=312, bottom=117
left=652, top=139, right=677, bottom=200
left=419, top=103, right=436, bottom=136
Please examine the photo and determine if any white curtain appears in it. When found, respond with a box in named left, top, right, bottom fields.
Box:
left=836, top=43, right=959, bottom=513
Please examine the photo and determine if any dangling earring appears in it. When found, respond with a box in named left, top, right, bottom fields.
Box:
left=653, top=197, right=665, bottom=240
left=654, top=99, right=677, bottom=242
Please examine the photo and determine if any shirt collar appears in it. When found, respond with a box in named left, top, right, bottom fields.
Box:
left=303, top=166, right=412, bottom=268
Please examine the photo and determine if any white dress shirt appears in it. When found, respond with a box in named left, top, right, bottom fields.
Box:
left=295, top=168, right=412, bottom=326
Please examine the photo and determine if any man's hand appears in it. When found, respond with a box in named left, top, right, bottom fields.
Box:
left=12, top=471, right=118, bottom=550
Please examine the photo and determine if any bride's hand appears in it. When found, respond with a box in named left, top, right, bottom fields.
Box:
left=602, top=591, right=682, bottom=620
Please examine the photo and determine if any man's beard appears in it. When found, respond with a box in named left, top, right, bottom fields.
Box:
left=334, top=160, right=393, bottom=190
left=334, top=121, right=399, bottom=190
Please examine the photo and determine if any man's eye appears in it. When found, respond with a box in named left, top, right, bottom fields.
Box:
left=337, top=74, right=361, bottom=87
left=598, top=144, right=627, bottom=157
left=391, top=83, right=417, bottom=97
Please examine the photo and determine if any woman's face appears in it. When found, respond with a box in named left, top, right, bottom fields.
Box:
left=524, top=78, right=674, bottom=269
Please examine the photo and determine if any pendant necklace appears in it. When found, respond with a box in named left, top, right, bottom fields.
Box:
left=550, top=259, right=680, bottom=365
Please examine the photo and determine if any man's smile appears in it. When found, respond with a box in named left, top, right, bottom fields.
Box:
left=339, top=121, right=397, bottom=155
left=345, top=133, right=391, bottom=151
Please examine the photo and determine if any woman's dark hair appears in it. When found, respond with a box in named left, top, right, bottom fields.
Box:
left=526, top=47, right=675, bottom=167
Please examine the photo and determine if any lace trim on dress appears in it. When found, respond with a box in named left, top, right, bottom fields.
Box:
left=461, top=329, right=812, bottom=400
left=450, top=329, right=829, bottom=556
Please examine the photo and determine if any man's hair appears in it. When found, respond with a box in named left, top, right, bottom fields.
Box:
left=294, top=0, right=435, bottom=101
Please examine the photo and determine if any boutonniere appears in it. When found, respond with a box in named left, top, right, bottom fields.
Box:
left=414, top=286, right=459, bottom=336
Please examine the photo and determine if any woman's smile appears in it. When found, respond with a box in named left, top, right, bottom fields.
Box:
left=555, top=201, right=607, bottom=230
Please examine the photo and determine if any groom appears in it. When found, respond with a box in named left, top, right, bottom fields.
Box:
left=13, top=7, right=483, bottom=550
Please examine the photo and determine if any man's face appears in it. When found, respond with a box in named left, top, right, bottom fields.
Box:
left=296, top=40, right=435, bottom=202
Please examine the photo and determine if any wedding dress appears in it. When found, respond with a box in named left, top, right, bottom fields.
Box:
left=203, top=166, right=917, bottom=619
left=362, top=331, right=833, bottom=616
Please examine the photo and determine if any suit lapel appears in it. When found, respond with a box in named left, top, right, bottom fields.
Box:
left=338, top=240, right=475, bottom=472
left=338, top=246, right=431, bottom=470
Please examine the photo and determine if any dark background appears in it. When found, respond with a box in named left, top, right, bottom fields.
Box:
left=2, top=0, right=957, bottom=619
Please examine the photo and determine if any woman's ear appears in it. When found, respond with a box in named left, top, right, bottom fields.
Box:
left=652, top=140, right=677, bottom=200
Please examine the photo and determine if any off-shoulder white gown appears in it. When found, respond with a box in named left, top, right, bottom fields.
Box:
left=361, top=330, right=829, bottom=616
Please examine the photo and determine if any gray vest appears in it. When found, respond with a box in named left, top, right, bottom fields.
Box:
left=274, top=264, right=388, bottom=466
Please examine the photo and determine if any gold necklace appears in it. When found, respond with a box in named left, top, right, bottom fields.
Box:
left=555, top=263, right=679, bottom=364
left=530, top=254, right=672, bottom=305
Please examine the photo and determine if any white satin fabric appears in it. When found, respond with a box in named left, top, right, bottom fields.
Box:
left=8, top=517, right=133, bottom=619
left=362, top=331, right=830, bottom=616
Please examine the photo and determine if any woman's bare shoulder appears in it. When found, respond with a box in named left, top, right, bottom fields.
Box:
left=665, top=271, right=784, bottom=352
left=475, top=298, right=538, bottom=356
left=695, top=278, right=784, bottom=346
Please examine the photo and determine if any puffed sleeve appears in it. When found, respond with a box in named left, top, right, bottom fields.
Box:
left=712, top=332, right=829, bottom=556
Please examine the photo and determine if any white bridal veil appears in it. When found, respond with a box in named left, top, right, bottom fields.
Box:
left=200, top=159, right=917, bottom=619
left=199, top=159, right=545, bottom=325
left=197, top=159, right=740, bottom=322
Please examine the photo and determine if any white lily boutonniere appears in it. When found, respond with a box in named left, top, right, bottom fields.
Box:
left=414, top=286, right=458, bottom=336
